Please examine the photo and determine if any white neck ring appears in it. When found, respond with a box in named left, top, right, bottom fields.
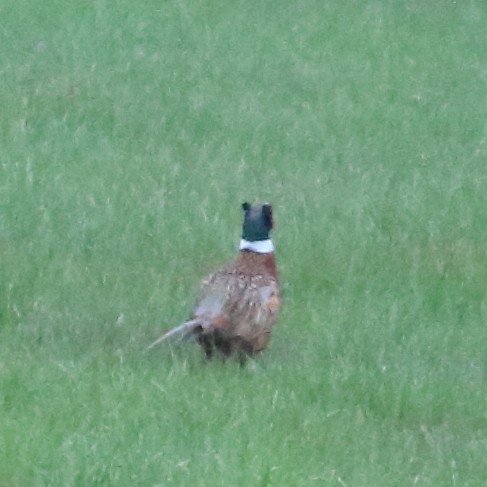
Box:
left=239, top=239, right=274, bottom=254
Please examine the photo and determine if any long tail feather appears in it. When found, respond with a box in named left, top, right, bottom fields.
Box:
left=146, top=319, right=201, bottom=351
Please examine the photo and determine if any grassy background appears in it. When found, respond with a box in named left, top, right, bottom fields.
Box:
left=1, top=0, right=487, bottom=485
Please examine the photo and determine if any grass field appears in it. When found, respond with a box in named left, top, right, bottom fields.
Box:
left=1, top=0, right=487, bottom=485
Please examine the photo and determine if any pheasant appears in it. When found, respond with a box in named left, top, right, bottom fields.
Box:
left=147, top=202, right=280, bottom=360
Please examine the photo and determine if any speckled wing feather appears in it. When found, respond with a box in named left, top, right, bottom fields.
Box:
left=193, top=261, right=279, bottom=355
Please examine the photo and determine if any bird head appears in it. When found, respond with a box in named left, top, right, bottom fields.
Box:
left=241, top=202, right=274, bottom=242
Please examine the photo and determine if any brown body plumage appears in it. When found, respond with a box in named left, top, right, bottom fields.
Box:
left=194, top=249, right=279, bottom=358
left=147, top=203, right=280, bottom=360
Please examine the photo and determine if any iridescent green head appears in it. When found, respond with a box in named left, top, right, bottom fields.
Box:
left=241, top=202, right=274, bottom=242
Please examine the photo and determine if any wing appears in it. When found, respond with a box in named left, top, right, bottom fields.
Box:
left=196, top=270, right=278, bottom=332
left=231, top=277, right=280, bottom=338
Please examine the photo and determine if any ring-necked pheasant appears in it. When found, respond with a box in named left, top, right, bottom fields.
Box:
left=147, top=202, right=279, bottom=360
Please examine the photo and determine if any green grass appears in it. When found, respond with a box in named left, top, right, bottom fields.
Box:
left=1, top=0, right=487, bottom=485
